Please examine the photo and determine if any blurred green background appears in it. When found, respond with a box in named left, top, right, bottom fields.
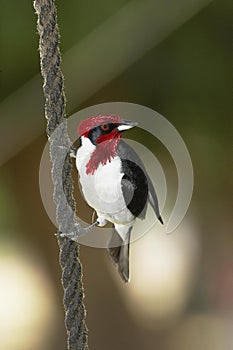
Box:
left=0, top=0, right=232, bottom=349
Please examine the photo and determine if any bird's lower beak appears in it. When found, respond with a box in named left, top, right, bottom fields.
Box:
left=117, top=120, right=138, bottom=132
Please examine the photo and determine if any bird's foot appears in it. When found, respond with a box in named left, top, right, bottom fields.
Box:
left=55, top=221, right=98, bottom=241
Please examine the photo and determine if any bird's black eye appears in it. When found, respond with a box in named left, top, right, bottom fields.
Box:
left=100, top=123, right=110, bottom=131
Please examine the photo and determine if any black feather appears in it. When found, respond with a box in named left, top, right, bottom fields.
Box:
left=118, top=140, right=163, bottom=223
left=121, top=159, right=148, bottom=218
left=107, top=228, right=131, bottom=283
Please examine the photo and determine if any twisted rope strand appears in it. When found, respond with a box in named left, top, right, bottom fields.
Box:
left=33, top=1, right=88, bottom=349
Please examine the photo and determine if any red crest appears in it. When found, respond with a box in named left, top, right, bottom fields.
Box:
left=78, top=115, right=122, bottom=136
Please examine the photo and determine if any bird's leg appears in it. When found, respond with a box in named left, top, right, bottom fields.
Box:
left=58, top=216, right=107, bottom=241
left=56, top=221, right=99, bottom=241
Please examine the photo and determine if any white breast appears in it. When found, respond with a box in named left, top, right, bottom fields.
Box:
left=76, top=137, right=134, bottom=224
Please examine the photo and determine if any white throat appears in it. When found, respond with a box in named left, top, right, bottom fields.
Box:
left=76, top=136, right=95, bottom=172
left=80, top=136, right=95, bottom=152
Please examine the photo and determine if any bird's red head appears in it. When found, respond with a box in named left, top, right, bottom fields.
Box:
left=78, top=115, right=122, bottom=137
left=78, top=115, right=138, bottom=174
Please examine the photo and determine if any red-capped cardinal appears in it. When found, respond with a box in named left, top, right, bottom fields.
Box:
left=66, top=115, right=163, bottom=282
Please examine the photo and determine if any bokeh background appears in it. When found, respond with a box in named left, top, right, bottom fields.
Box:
left=0, top=0, right=232, bottom=349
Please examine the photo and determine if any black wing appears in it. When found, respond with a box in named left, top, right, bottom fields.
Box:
left=121, top=159, right=148, bottom=218
left=118, top=140, right=163, bottom=223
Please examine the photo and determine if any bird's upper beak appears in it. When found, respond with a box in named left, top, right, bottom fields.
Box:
left=117, top=120, right=138, bottom=132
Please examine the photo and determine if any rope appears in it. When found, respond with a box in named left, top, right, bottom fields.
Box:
left=33, top=1, right=88, bottom=349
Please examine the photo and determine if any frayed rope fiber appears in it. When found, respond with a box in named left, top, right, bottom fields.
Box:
left=33, top=1, right=88, bottom=349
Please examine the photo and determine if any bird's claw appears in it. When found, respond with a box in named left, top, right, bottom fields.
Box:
left=55, top=221, right=99, bottom=241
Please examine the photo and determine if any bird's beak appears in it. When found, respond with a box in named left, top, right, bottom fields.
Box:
left=117, top=120, right=138, bottom=132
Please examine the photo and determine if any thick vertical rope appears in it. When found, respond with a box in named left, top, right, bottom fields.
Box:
left=33, top=1, right=88, bottom=349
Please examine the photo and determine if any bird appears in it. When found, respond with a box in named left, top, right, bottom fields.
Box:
left=71, top=114, right=163, bottom=282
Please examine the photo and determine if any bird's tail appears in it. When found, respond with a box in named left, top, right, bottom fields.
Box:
left=107, top=229, right=131, bottom=283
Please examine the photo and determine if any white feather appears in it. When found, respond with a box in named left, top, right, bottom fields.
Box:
left=76, top=137, right=134, bottom=231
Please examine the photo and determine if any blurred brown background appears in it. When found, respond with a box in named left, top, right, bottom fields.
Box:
left=0, top=0, right=232, bottom=349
